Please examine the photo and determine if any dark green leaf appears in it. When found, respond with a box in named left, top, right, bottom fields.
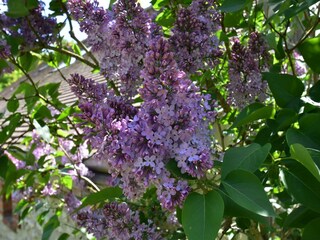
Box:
left=298, top=37, right=320, bottom=73
left=7, top=96, right=19, bottom=112
left=26, top=0, right=39, bottom=9
left=263, top=72, right=304, bottom=110
left=309, top=81, right=320, bottom=102
left=80, top=187, right=122, bottom=209
left=268, top=108, right=297, bottom=131
left=280, top=160, right=320, bottom=213
left=302, top=218, right=320, bottom=240
left=222, top=143, right=271, bottom=179
left=182, top=191, right=224, bottom=240
left=284, top=206, right=320, bottom=229
left=42, top=215, right=60, bottom=240
left=219, top=187, right=269, bottom=224
left=58, top=233, right=70, bottom=240
left=222, top=170, right=275, bottom=217
left=231, top=103, right=274, bottom=128
left=220, top=0, right=250, bottom=12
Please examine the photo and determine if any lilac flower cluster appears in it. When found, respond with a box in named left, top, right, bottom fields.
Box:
left=0, top=1, right=57, bottom=51
left=68, top=0, right=157, bottom=98
left=65, top=193, right=161, bottom=240
left=0, top=39, right=10, bottom=59
left=227, top=32, right=270, bottom=108
left=169, top=0, right=221, bottom=73
left=68, top=38, right=215, bottom=210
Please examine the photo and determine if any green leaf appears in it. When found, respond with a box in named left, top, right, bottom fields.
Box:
left=61, top=175, right=73, bottom=190
left=232, top=103, right=274, bottom=128
left=19, top=52, right=38, bottom=72
left=284, top=206, right=320, bottom=229
left=7, top=96, right=19, bottom=112
left=280, top=160, right=320, bottom=213
left=309, top=81, right=320, bottom=102
left=80, top=187, right=122, bottom=209
left=219, top=187, right=269, bottom=224
left=58, top=233, right=70, bottom=240
left=287, top=113, right=320, bottom=149
left=182, top=191, right=224, bottom=240
left=302, top=218, right=320, bottom=240
left=263, top=73, right=304, bottom=110
left=290, top=144, right=320, bottom=182
left=57, top=106, right=73, bottom=121
left=222, top=170, right=275, bottom=217
left=267, top=108, right=297, bottom=131
left=6, top=0, right=29, bottom=17
left=298, top=37, right=320, bottom=73
left=222, top=143, right=271, bottom=179
left=220, top=0, right=250, bottom=12
left=155, top=9, right=175, bottom=28
left=72, top=44, right=82, bottom=56
left=42, top=215, right=60, bottom=240
left=26, top=0, right=39, bottom=9
left=151, top=0, right=170, bottom=10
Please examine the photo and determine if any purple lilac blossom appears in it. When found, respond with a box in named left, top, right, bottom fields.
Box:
left=64, top=193, right=161, bottom=240
left=68, top=0, right=158, bottom=99
left=0, top=1, right=57, bottom=51
left=4, top=150, right=26, bottom=169
left=67, top=37, right=215, bottom=210
left=169, top=0, right=221, bottom=73
left=0, top=39, right=10, bottom=59
left=41, top=183, right=57, bottom=196
left=293, top=51, right=307, bottom=76
left=227, top=32, right=270, bottom=108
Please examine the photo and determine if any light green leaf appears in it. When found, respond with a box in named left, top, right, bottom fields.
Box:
left=182, top=191, right=224, bottom=240
left=290, top=144, right=320, bottom=182
left=61, top=175, right=73, bottom=190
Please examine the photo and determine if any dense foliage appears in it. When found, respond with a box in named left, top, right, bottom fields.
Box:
left=1, top=0, right=320, bottom=239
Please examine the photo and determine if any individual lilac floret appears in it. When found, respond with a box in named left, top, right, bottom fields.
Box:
left=169, top=0, right=221, bottom=73
left=227, top=33, right=270, bottom=108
